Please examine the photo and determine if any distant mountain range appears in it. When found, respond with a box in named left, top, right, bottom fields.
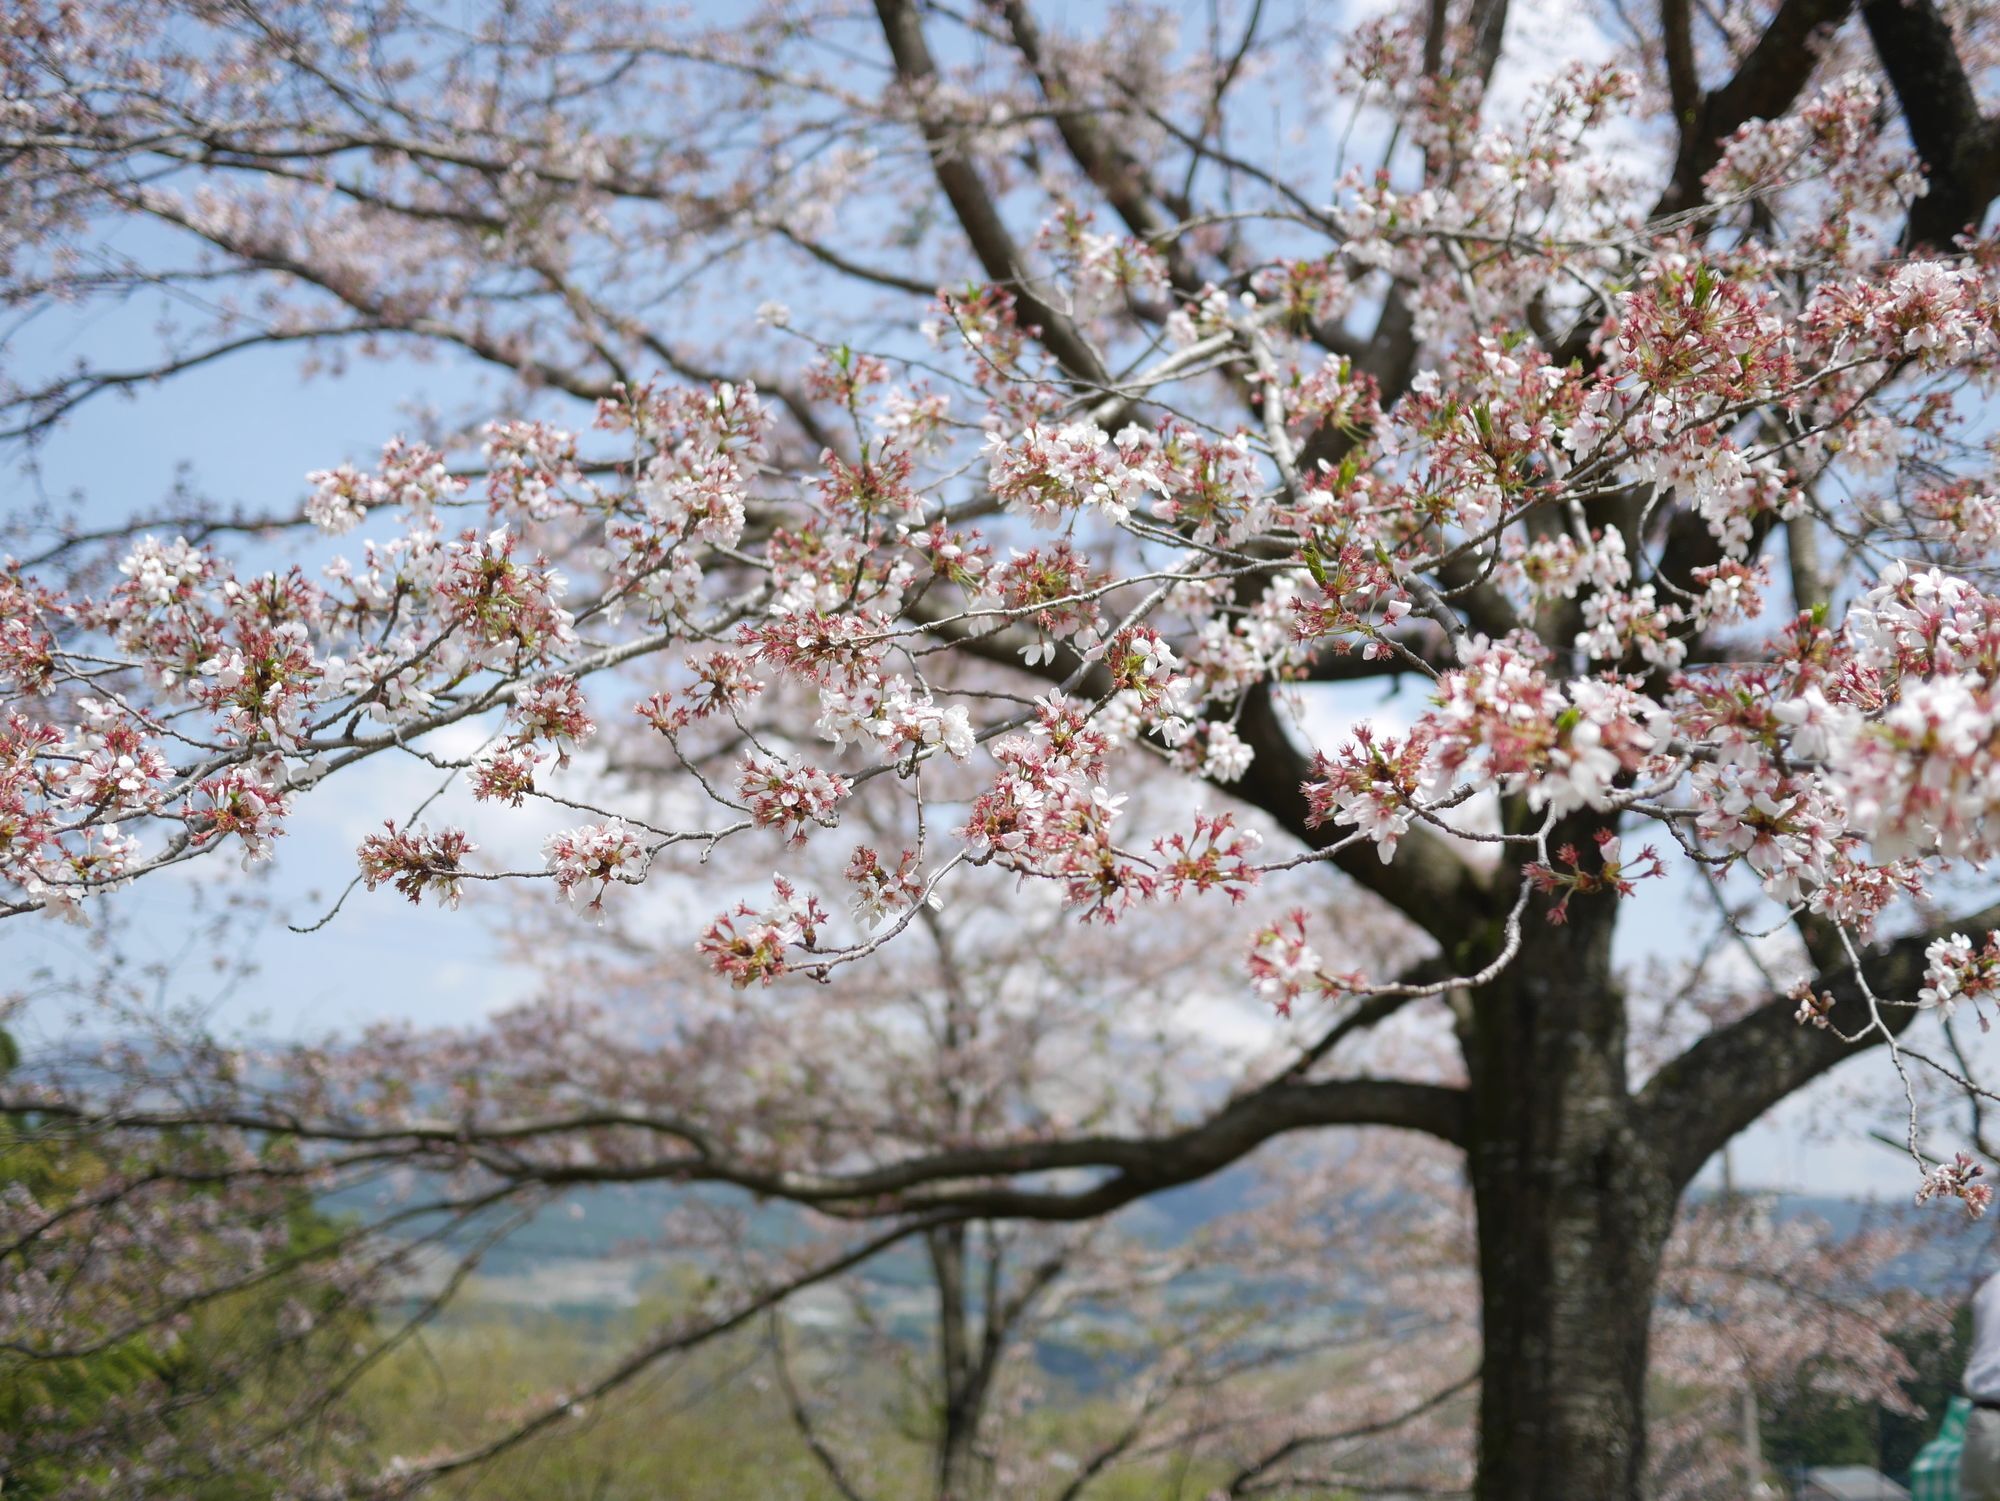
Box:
left=327, top=1164, right=2000, bottom=1317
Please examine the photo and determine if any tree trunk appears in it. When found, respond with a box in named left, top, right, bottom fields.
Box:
left=1461, top=832, right=1678, bottom=1501
left=927, top=1225, right=986, bottom=1501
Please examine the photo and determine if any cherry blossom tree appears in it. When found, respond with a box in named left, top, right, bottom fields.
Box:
left=487, top=821, right=1473, bottom=1501
left=499, top=866, right=1945, bottom=1501
left=8, top=0, right=2000, bottom=1496
left=3, top=886, right=1938, bottom=1500
left=3, top=823, right=1480, bottom=1500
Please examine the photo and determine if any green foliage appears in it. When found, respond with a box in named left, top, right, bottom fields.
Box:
left=1881, top=1306, right=1974, bottom=1481
left=1760, top=1363, right=1882, bottom=1476
left=348, top=1313, right=921, bottom=1501
left=1758, top=1306, right=1976, bottom=1486
left=0, top=1032, right=362, bottom=1499
left=339, top=1301, right=1286, bottom=1501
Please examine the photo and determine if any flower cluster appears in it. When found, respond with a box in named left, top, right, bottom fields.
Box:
left=509, top=676, right=595, bottom=767
left=985, top=421, right=1163, bottom=525
left=357, top=822, right=477, bottom=908
left=815, top=675, right=975, bottom=762
left=960, top=696, right=1152, bottom=919
left=1426, top=638, right=1667, bottom=817
left=1522, top=831, right=1665, bottom=925
left=844, top=846, right=932, bottom=929
left=1691, top=765, right=1847, bottom=906
left=1916, top=1153, right=1994, bottom=1219
left=194, top=621, right=323, bottom=748
left=482, top=419, right=583, bottom=520
left=742, top=608, right=889, bottom=689
left=434, top=526, right=575, bottom=664
left=1245, top=910, right=1323, bottom=1017
left=986, top=540, right=1104, bottom=662
left=1102, top=627, right=1191, bottom=723
left=1918, top=931, right=2000, bottom=1028
left=1146, top=427, right=1269, bottom=546
left=736, top=751, right=850, bottom=845
left=470, top=746, right=538, bottom=807
left=698, top=876, right=826, bottom=987
left=1175, top=720, right=1254, bottom=783
left=1153, top=812, right=1261, bottom=902
left=62, top=704, right=170, bottom=814
left=636, top=653, right=765, bottom=736
left=1033, top=205, right=1169, bottom=307
left=183, top=767, right=292, bottom=866
left=306, top=438, right=464, bottom=534
left=0, top=573, right=60, bottom=695
left=1304, top=726, right=1433, bottom=863
left=544, top=818, right=648, bottom=919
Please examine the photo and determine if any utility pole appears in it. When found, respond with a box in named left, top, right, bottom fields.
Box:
left=1723, top=1144, right=1773, bottom=1499
left=1743, top=1380, right=1766, bottom=1497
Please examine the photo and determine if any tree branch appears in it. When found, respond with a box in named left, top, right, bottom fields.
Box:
left=1661, top=0, right=1700, bottom=130
left=1653, top=0, right=1856, bottom=222
left=871, top=0, right=1112, bottom=389
left=1860, top=0, right=2000, bottom=248
left=1639, top=900, right=2000, bottom=1187
left=11, top=1074, right=1468, bottom=1224
left=1232, top=684, right=1493, bottom=947
left=993, top=0, right=1201, bottom=299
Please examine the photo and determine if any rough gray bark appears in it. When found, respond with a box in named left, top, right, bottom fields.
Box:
left=1458, top=811, right=1676, bottom=1501
left=1453, top=811, right=1997, bottom=1500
